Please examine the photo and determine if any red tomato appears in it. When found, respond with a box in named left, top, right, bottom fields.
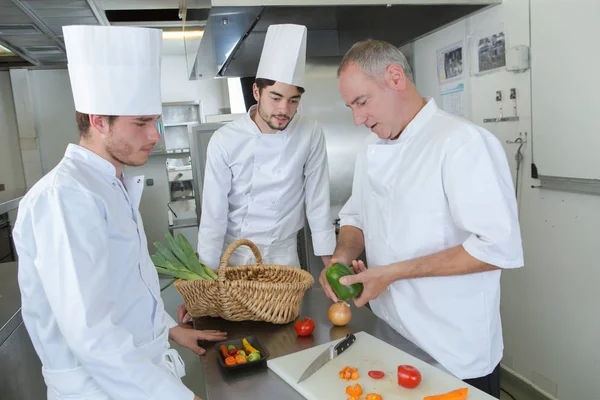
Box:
left=397, top=365, right=421, bottom=389
left=294, top=317, right=315, bottom=336
left=368, top=370, right=385, bottom=379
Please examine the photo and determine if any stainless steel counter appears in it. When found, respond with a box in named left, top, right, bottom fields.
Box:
left=0, top=188, right=25, bottom=215
left=192, top=288, right=442, bottom=400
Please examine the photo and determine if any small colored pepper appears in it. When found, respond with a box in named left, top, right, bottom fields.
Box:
left=224, top=356, right=236, bottom=366
left=326, top=263, right=363, bottom=300
left=365, top=394, right=383, bottom=400
left=236, top=349, right=247, bottom=357
left=346, top=383, right=363, bottom=397
left=347, top=397, right=362, bottom=400
left=219, top=344, right=229, bottom=359
left=242, top=338, right=259, bottom=354
left=235, top=354, right=247, bottom=364
left=246, top=352, right=261, bottom=362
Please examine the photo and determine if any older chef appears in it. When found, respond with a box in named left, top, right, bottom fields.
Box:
left=320, top=40, right=524, bottom=398
left=12, top=25, right=225, bottom=400
left=197, top=24, right=335, bottom=269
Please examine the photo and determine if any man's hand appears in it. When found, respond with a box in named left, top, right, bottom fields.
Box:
left=319, top=257, right=346, bottom=303
left=177, top=303, right=193, bottom=325
left=339, top=260, right=392, bottom=308
left=169, top=326, right=227, bottom=355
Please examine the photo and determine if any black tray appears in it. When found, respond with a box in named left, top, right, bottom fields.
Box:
left=215, top=335, right=270, bottom=371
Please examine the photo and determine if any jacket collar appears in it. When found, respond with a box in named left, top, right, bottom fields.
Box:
left=64, top=143, right=118, bottom=178
left=64, top=144, right=144, bottom=209
left=377, top=97, right=438, bottom=145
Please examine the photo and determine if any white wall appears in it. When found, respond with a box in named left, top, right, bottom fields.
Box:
left=160, top=54, right=229, bottom=117
left=0, top=71, right=25, bottom=191
left=29, top=70, right=79, bottom=173
left=414, top=2, right=599, bottom=399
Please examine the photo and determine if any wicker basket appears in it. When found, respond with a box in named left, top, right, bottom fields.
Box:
left=174, top=239, right=315, bottom=324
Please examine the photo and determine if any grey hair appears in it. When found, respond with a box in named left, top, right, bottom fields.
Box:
left=337, top=39, right=414, bottom=82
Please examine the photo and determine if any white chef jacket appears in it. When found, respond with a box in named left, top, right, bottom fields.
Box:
left=13, top=144, right=193, bottom=400
left=198, top=105, right=336, bottom=269
left=339, top=99, right=524, bottom=380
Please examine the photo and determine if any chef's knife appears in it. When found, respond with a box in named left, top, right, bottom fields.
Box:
left=297, top=333, right=356, bottom=383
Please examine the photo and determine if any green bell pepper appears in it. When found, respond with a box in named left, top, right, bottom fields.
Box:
left=325, top=263, right=363, bottom=300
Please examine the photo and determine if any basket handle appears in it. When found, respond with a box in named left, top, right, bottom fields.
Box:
left=218, top=239, right=263, bottom=278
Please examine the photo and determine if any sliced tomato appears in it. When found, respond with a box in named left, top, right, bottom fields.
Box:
left=368, top=370, right=385, bottom=379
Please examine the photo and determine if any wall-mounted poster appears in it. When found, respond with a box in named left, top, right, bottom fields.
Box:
left=436, top=41, right=464, bottom=83
left=471, top=28, right=506, bottom=75
left=440, top=82, right=468, bottom=118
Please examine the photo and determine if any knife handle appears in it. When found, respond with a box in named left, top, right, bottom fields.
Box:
left=334, top=333, right=356, bottom=356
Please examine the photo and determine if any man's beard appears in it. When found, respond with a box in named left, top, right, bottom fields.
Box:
left=104, top=127, right=139, bottom=167
left=258, top=102, right=292, bottom=131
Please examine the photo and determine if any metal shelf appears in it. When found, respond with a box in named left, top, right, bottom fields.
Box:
left=164, top=122, right=197, bottom=127
left=170, top=196, right=195, bottom=202
left=149, top=149, right=190, bottom=156
left=168, top=217, right=198, bottom=230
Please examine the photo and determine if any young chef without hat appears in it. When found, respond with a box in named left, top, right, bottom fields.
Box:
left=321, top=40, right=524, bottom=398
left=196, top=24, right=335, bottom=271
left=12, top=25, right=225, bottom=400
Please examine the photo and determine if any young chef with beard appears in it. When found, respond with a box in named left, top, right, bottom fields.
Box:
left=13, top=25, right=225, bottom=400
left=196, top=24, right=335, bottom=271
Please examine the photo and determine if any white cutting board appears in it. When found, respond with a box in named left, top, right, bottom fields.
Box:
left=267, top=331, right=495, bottom=400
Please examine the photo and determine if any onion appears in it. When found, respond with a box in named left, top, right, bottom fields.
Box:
left=328, top=301, right=352, bottom=326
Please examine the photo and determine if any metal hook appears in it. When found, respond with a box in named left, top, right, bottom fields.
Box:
left=506, top=132, right=528, bottom=145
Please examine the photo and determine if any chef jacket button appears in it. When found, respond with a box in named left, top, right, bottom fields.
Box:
left=271, top=200, right=276, bottom=205
left=137, top=179, right=141, bottom=183
left=371, top=192, right=375, bottom=197
left=256, top=166, right=260, bottom=171
left=244, top=223, right=249, bottom=227
left=276, top=169, right=281, bottom=174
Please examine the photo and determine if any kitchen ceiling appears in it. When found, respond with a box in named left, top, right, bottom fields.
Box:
left=0, top=0, right=209, bottom=68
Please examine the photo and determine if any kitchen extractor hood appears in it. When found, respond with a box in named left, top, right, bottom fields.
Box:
left=189, top=0, right=501, bottom=79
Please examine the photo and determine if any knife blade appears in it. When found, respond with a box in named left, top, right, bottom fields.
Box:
left=297, top=333, right=356, bottom=383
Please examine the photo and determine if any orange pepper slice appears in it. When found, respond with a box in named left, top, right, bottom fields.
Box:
left=224, top=356, right=236, bottom=366
left=424, top=388, right=468, bottom=400
left=365, top=394, right=383, bottom=400
left=346, top=383, right=363, bottom=397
